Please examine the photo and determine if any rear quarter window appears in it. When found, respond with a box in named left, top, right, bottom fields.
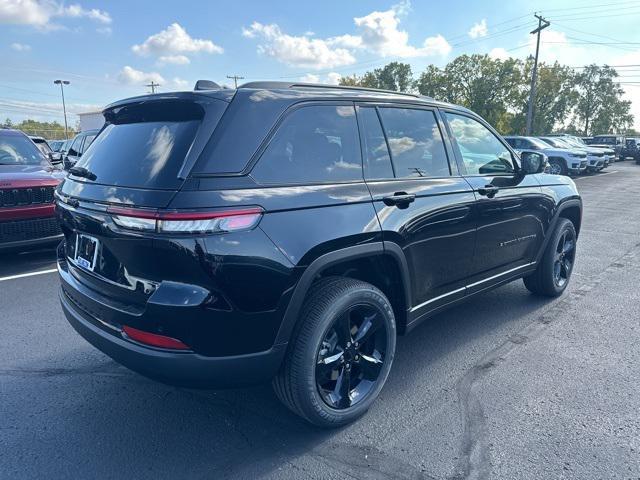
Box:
left=251, top=105, right=363, bottom=185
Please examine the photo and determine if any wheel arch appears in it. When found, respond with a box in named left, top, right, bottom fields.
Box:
left=274, top=243, right=412, bottom=346
left=534, top=198, right=582, bottom=263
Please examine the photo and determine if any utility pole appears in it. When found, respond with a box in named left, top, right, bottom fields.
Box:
left=226, top=75, right=244, bottom=88
left=53, top=79, right=70, bottom=139
left=525, top=14, right=550, bottom=136
left=146, top=81, right=160, bottom=94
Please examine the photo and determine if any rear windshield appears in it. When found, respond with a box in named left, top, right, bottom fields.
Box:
left=73, top=99, right=220, bottom=189
left=77, top=121, right=199, bottom=189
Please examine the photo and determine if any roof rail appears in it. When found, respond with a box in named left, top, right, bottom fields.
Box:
left=238, top=81, right=430, bottom=99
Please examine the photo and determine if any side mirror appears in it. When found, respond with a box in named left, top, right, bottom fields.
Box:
left=519, top=150, right=547, bottom=175
left=48, top=152, right=62, bottom=165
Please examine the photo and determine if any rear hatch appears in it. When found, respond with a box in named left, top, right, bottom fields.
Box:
left=57, top=92, right=231, bottom=302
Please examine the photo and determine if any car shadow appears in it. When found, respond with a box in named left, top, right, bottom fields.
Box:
left=3, top=281, right=560, bottom=479
left=0, top=247, right=57, bottom=277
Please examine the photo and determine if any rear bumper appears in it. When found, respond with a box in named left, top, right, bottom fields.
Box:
left=59, top=285, right=287, bottom=388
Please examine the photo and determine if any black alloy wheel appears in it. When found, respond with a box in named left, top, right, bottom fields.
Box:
left=315, top=303, right=388, bottom=409
left=523, top=218, right=577, bottom=297
left=553, top=229, right=576, bottom=288
left=273, top=277, right=396, bottom=427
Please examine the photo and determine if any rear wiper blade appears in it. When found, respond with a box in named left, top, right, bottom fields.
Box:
left=68, top=166, right=97, bottom=181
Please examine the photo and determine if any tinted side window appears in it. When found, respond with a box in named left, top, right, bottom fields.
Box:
left=445, top=112, right=514, bottom=175
left=68, top=136, right=82, bottom=156
left=359, top=107, right=393, bottom=180
left=252, top=105, right=362, bottom=185
left=378, top=108, right=450, bottom=178
left=81, top=134, right=96, bottom=153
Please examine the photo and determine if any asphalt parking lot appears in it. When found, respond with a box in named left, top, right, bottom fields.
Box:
left=1, top=164, right=639, bottom=480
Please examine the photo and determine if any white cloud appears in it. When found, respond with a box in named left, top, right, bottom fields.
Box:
left=326, top=33, right=362, bottom=49
left=0, top=0, right=111, bottom=29
left=171, top=77, right=189, bottom=89
left=468, top=19, right=487, bottom=39
left=132, top=23, right=223, bottom=62
left=300, top=73, right=320, bottom=83
left=10, top=42, right=31, bottom=51
left=242, top=2, right=449, bottom=69
left=326, top=72, right=342, bottom=85
left=242, top=22, right=356, bottom=69
left=352, top=2, right=451, bottom=58
left=117, top=66, right=165, bottom=86
left=298, top=72, right=342, bottom=85
left=421, top=34, right=452, bottom=57
left=96, top=26, right=111, bottom=35
left=488, top=47, right=510, bottom=60
left=61, top=4, right=111, bottom=24
left=158, top=54, right=190, bottom=66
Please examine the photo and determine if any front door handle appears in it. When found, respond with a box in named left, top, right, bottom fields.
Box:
left=477, top=185, right=499, bottom=198
left=383, top=192, right=416, bottom=208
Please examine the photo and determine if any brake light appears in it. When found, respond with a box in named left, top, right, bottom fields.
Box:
left=108, top=206, right=263, bottom=233
left=122, top=325, right=190, bottom=350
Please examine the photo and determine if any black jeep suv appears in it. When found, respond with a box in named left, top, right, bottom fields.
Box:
left=56, top=82, right=582, bottom=427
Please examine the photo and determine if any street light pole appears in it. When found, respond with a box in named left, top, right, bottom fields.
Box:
left=54, top=79, right=70, bottom=139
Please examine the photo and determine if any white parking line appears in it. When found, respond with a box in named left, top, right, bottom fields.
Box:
left=0, top=268, right=57, bottom=282
left=575, top=170, right=619, bottom=180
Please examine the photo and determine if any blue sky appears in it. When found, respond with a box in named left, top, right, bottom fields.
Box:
left=2, top=0, right=640, bottom=127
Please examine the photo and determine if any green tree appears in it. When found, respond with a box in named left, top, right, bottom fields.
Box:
left=573, top=65, right=633, bottom=135
left=415, top=54, right=523, bottom=131
left=13, top=119, right=75, bottom=140
left=340, top=62, right=413, bottom=92
left=511, top=60, right=578, bottom=135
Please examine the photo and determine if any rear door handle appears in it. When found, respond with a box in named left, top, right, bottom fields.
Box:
left=477, top=185, right=499, bottom=198
left=383, top=192, right=416, bottom=208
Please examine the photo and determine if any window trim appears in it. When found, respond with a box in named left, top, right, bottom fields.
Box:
left=355, top=102, right=457, bottom=182
left=247, top=100, right=366, bottom=187
left=441, top=109, right=521, bottom=177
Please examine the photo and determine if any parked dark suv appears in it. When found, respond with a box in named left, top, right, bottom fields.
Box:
left=56, top=82, right=582, bottom=427
left=62, top=129, right=99, bottom=170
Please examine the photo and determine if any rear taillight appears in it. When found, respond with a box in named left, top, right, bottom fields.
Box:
left=107, top=206, right=263, bottom=234
left=123, top=325, right=190, bottom=350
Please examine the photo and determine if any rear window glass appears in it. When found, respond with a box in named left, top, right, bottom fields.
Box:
left=76, top=120, right=199, bottom=189
left=251, top=105, right=362, bottom=185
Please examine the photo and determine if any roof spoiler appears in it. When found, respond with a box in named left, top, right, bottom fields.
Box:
left=194, top=80, right=221, bottom=91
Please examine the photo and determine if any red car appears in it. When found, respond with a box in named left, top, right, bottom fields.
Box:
left=0, top=128, right=64, bottom=251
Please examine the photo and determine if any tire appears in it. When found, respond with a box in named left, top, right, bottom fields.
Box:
left=548, top=158, right=568, bottom=176
left=524, top=218, right=577, bottom=297
left=273, top=276, right=396, bottom=427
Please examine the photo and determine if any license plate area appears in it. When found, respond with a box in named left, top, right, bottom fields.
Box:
left=74, top=233, right=99, bottom=271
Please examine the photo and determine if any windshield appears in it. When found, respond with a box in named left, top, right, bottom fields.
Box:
left=0, top=134, right=46, bottom=165
left=542, top=137, right=573, bottom=149
left=525, top=137, right=550, bottom=150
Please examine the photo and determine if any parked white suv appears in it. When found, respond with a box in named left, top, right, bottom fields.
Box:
left=550, top=134, right=616, bottom=166
left=504, top=136, right=586, bottom=176
left=539, top=136, right=607, bottom=172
